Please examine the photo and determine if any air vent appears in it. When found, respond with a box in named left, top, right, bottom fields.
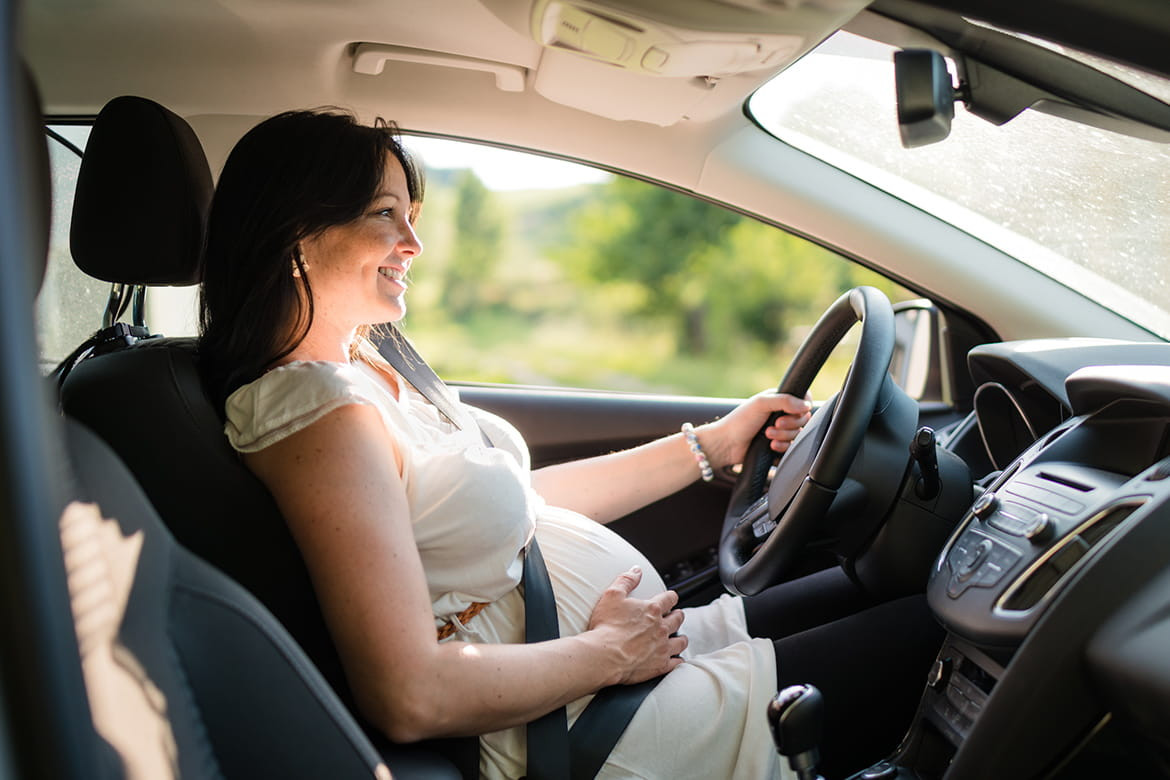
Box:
left=1037, top=470, right=1094, bottom=492
left=999, top=501, right=1144, bottom=611
left=1041, top=426, right=1068, bottom=448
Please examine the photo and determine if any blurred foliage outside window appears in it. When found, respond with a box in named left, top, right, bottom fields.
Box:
left=402, top=139, right=914, bottom=400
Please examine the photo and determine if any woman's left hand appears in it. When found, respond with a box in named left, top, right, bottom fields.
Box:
left=696, top=390, right=812, bottom=471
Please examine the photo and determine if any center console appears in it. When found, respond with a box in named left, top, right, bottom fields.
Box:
left=847, top=375, right=1170, bottom=780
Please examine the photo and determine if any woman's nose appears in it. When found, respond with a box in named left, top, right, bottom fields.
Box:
left=400, top=221, right=423, bottom=257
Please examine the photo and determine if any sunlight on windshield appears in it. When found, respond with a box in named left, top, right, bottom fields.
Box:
left=748, top=32, right=1170, bottom=338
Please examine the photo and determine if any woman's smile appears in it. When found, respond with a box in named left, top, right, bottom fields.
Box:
left=378, top=265, right=409, bottom=293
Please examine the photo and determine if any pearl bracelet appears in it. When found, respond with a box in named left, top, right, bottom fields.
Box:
left=681, top=422, right=715, bottom=483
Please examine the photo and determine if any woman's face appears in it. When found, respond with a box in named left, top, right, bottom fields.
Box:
left=298, top=154, right=422, bottom=334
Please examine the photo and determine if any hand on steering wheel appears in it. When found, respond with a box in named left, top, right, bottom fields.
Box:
left=719, top=287, right=896, bottom=596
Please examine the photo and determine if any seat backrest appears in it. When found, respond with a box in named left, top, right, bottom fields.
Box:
left=0, top=65, right=109, bottom=780
left=58, top=95, right=348, bottom=694
left=62, top=336, right=349, bottom=695
left=62, top=336, right=474, bottom=779
left=63, top=418, right=393, bottom=780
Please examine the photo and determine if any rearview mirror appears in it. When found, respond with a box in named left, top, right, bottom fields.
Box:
left=894, top=49, right=955, bottom=148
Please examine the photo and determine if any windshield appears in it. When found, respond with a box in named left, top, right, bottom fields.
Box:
left=747, top=31, right=1170, bottom=339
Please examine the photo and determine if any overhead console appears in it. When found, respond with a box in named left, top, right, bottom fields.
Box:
left=480, top=0, right=872, bottom=124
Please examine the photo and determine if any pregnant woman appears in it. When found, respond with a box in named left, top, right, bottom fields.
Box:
left=199, top=108, right=828, bottom=779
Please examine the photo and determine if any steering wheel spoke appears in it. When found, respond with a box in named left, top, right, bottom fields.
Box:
left=733, top=494, right=775, bottom=540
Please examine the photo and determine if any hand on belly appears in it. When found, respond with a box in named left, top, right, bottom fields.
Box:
left=586, top=565, right=688, bottom=685
left=536, top=507, right=670, bottom=636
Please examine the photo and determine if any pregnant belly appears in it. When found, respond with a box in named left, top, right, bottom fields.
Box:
left=535, top=506, right=668, bottom=638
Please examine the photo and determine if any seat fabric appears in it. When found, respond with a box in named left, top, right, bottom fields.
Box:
left=64, top=338, right=347, bottom=694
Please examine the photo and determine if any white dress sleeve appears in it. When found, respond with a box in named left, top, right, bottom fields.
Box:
left=224, top=361, right=379, bottom=453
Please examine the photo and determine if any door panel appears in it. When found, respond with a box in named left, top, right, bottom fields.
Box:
left=458, top=384, right=739, bottom=467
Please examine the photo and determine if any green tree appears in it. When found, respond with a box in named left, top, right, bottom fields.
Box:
left=444, top=170, right=502, bottom=320
left=699, top=218, right=846, bottom=352
left=559, top=177, right=740, bottom=353
left=559, top=174, right=882, bottom=356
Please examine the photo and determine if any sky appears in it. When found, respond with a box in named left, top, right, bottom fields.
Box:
left=404, top=135, right=611, bottom=192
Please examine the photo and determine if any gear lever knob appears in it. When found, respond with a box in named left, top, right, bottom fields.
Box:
left=768, top=684, right=825, bottom=780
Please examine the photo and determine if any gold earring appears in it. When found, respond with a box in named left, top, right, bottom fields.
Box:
left=292, top=250, right=308, bottom=278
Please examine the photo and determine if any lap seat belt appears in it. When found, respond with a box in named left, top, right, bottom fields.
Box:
left=376, top=327, right=661, bottom=780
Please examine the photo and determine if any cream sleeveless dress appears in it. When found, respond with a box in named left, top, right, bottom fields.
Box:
left=225, top=360, right=785, bottom=779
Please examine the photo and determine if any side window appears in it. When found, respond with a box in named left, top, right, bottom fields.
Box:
left=38, top=125, right=107, bottom=374
left=403, top=137, right=916, bottom=399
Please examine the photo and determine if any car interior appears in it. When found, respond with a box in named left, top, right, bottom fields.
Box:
left=7, top=0, right=1170, bottom=778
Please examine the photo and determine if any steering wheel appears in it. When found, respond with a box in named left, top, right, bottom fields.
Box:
left=719, top=286, right=895, bottom=596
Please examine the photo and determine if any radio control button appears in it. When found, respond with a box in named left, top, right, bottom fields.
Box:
left=957, top=539, right=994, bottom=582
left=972, top=491, right=998, bottom=520
left=1024, top=513, right=1054, bottom=543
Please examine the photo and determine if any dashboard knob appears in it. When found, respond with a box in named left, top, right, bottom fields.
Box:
left=957, top=538, right=994, bottom=581
left=859, top=761, right=898, bottom=779
left=927, top=657, right=953, bottom=690
left=1024, top=512, right=1054, bottom=543
left=972, top=491, right=999, bottom=520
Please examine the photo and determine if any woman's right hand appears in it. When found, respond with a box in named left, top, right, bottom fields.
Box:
left=587, top=566, right=688, bottom=685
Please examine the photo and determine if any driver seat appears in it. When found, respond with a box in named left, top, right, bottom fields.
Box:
left=56, top=97, right=474, bottom=777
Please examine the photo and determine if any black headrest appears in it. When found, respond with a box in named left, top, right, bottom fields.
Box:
left=70, top=96, right=213, bottom=286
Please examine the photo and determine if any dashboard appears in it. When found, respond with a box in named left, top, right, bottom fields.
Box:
left=888, top=339, right=1170, bottom=779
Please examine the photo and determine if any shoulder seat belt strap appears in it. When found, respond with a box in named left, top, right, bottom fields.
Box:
left=375, top=327, right=661, bottom=780
left=375, top=326, right=485, bottom=441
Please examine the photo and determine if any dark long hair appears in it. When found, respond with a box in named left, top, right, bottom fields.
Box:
left=199, top=109, right=423, bottom=409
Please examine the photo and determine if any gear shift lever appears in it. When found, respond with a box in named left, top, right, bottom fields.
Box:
left=768, top=684, right=825, bottom=780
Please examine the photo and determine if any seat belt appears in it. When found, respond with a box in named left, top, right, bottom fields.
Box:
left=521, top=535, right=572, bottom=780
left=374, top=327, right=483, bottom=439
left=567, top=676, right=662, bottom=780
left=375, top=326, right=660, bottom=780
